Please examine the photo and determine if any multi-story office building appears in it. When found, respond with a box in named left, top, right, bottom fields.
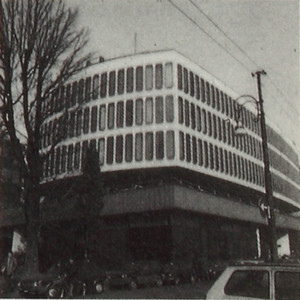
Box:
left=39, top=50, right=300, bottom=267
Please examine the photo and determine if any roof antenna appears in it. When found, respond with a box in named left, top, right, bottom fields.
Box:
left=134, top=32, right=137, bottom=54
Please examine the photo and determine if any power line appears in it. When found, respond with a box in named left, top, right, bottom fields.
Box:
left=168, top=0, right=252, bottom=73
left=189, top=0, right=260, bottom=69
left=189, top=0, right=299, bottom=114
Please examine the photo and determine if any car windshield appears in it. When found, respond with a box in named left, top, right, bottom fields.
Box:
left=224, top=270, right=269, bottom=299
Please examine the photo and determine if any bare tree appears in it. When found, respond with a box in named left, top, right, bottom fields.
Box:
left=0, top=0, right=91, bottom=273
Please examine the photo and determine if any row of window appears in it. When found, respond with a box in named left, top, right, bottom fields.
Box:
left=178, top=97, right=263, bottom=160
left=43, top=62, right=173, bottom=116
left=266, top=125, right=299, bottom=167
left=177, top=64, right=261, bottom=135
left=40, top=96, right=175, bottom=148
left=269, top=148, right=299, bottom=184
left=43, top=131, right=175, bottom=177
left=179, top=132, right=265, bottom=186
left=43, top=129, right=263, bottom=187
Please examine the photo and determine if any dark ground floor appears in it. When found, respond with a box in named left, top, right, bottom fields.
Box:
left=1, top=184, right=299, bottom=273
left=37, top=209, right=298, bottom=273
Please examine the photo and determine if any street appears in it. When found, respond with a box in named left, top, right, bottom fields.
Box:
left=3, top=280, right=214, bottom=299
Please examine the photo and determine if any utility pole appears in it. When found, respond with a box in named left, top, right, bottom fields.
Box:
left=252, top=70, right=278, bottom=262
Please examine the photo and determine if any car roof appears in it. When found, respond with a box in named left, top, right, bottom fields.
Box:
left=229, top=259, right=300, bottom=269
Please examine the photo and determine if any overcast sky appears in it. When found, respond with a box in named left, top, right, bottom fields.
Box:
left=67, top=0, right=299, bottom=157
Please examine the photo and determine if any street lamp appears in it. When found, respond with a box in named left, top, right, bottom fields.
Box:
left=234, top=70, right=278, bottom=262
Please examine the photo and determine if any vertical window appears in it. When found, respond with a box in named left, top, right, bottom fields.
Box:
left=166, top=95, right=174, bottom=122
left=208, top=111, right=212, bottom=136
left=91, top=106, right=98, bottom=132
left=196, top=106, right=201, bottom=132
left=177, top=64, right=183, bottom=90
left=202, top=109, right=207, bottom=134
left=74, top=143, right=80, bottom=170
left=55, top=147, right=61, bottom=174
left=117, top=69, right=125, bottom=95
left=200, top=78, right=205, bottom=103
left=126, top=100, right=133, bottom=126
left=209, top=143, right=214, bottom=169
left=224, top=150, right=229, bottom=174
left=189, top=71, right=194, bottom=97
left=229, top=152, right=233, bottom=176
left=81, top=141, right=88, bottom=167
left=109, top=71, right=116, bottom=96
left=218, top=117, right=222, bottom=141
left=99, top=105, right=106, bottom=131
left=220, top=91, right=225, bottom=113
left=229, top=97, right=233, bottom=118
left=108, top=103, right=115, bottom=129
left=222, top=119, right=227, bottom=143
left=100, top=72, right=107, bottom=98
left=135, top=99, right=143, bottom=125
left=78, top=79, right=84, bottom=104
left=145, top=65, right=153, bottom=90
left=126, top=67, right=134, bottom=93
left=85, top=77, right=91, bottom=102
left=198, top=139, right=203, bottom=166
left=106, top=136, right=114, bottom=164
left=92, top=75, right=99, bottom=100
left=183, top=68, right=189, bottom=93
left=211, top=85, right=215, bottom=108
left=145, top=97, right=153, bottom=124
left=220, top=148, right=224, bottom=172
left=71, top=82, right=78, bottom=106
left=67, top=144, right=73, bottom=171
left=155, top=96, right=164, bottom=124
left=225, top=94, right=229, bottom=116
left=66, top=84, right=71, bottom=108
left=215, top=146, right=219, bottom=171
left=178, top=97, right=184, bottom=124
left=136, top=66, right=143, bottom=91
left=216, top=88, right=220, bottom=111
left=76, top=110, right=82, bottom=136
left=204, top=141, right=209, bottom=168
left=125, top=134, right=133, bottom=162
left=50, top=152, right=54, bottom=176
left=166, top=131, right=175, bottom=159
left=191, top=103, right=195, bottom=129
left=145, top=132, right=153, bottom=160
left=98, top=138, right=105, bottom=165
left=213, top=115, right=217, bottom=139
left=192, top=136, right=197, bottom=164
left=165, top=63, right=173, bottom=88
left=156, top=131, right=164, bottom=160
left=61, top=146, right=67, bottom=173
left=115, top=135, right=123, bottom=163
left=155, top=64, right=163, bottom=89
left=186, top=134, right=191, bottom=162
left=179, top=131, right=185, bottom=160
left=117, top=101, right=124, bottom=128
left=83, top=107, right=90, bottom=134
left=206, top=82, right=211, bottom=105
left=135, top=133, right=143, bottom=161
left=195, top=75, right=200, bottom=100
left=69, top=112, right=75, bottom=138
left=185, top=100, right=190, bottom=127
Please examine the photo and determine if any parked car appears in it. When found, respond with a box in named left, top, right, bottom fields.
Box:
left=48, top=259, right=107, bottom=297
left=17, top=264, right=65, bottom=298
left=162, top=261, right=196, bottom=285
left=206, top=260, right=300, bottom=299
left=106, top=263, right=138, bottom=290
left=130, top=261, right=163, bottom=288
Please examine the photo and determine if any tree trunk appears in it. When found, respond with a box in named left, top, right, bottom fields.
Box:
left=24, top=182, right=40, bottom=274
